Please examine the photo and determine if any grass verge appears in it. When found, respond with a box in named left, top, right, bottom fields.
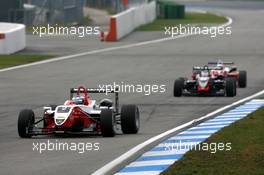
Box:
left=137, top=12, right=228, bottom=31
left=0, top=55, right=53, bottom=69
left=161, top=106, right=264, bottom=175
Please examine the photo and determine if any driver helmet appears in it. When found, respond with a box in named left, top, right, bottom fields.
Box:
left=201, top=70, right=209, bottom=77
left=217, top=60, right=224, bottom=69
left=72, top=96, right=84, bottom=105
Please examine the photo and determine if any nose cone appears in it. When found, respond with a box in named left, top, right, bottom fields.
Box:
left=54, top=106, right=72, bottom=126
left=198, top=77, right=209, bottom=88
left=55, top=116, right=67, bottom=125
left=198, top=77, right=210, bottom=91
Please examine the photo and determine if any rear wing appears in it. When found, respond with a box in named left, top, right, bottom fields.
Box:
left=70, top=88, right=117, bottom=94
left=70, top=87, right=119, bottom=112
left=193, top=66, right=212, bottom=71
left=208, top=61, right=234, bottom=65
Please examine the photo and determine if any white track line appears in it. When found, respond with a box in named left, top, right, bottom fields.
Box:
left=157, top=141, right=201, bottom=148
left=142, top=149, right=188, bottom=157
left=181, top=130, right=219, bottom=134
left=215, top=116, right=244, bottom=119
left=223, top=112, right=252, bottom=115
left=0, top=17, right=232, bottom=73
left=168, top=135, right=210, bottom=140
left=127, top=160, right=176, bottom=167
left=115, top=171, right=160, bottom=175
left=208, top=118, right=241, bottom=122
left=218, top=113, right=247, bottom=116
left=0, top=36, right=191, bottom=73
left=189, top=125, right=228, bottom=129
left=199, top=121, right=233, bottom=125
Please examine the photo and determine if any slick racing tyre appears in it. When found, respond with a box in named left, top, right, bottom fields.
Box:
left=226, top=77, right=236, bottom=97
left=100, top=109, right=115, bottom=137
left=121, top=105, right=140, bottom=134
left=234, top=79, right=237, bottom=96
left=238, top=70, right=247, bottom=88
left=18, top=109, right=35, bottom=138
left=174, top=78, right=184, bottom=97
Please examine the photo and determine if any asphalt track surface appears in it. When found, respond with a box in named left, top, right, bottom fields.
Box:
left=1, top=1, right=264, bottom=175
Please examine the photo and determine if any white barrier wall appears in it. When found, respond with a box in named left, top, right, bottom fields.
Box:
left=106, top=1, right=156, bottom=41
left=133, top=1, right=156, bottom=29
left=115, top=8, right=135, bottom=40
left=0, top=23, right=26, bottom=55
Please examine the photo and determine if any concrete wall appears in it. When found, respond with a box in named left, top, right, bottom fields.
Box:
left=0, top=23, right=26, bottom=55
left=105, top=1, right=156, bottom=41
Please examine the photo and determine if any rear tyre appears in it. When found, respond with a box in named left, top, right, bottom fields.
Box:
left=226, top=78, right=236, bottom=97
left=174, top=78, right=184, bottom=97
left=238, top=70, right=247, bottom=88
left=18, top=109, right=35, bottom=138
left=100, top=109, right=115, bottom=137
left=121, top=105, right=140, bottom=134
left=234, top=79, right=237, bottom=96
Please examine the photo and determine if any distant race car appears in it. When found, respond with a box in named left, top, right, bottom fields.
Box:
left=18, top=86, right=140, bottom=138
left=174, top=66, right=237, bottom=97
left=208, top=60, right=247, bottom=88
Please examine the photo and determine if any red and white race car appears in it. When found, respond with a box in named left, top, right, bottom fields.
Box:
left=174, top=66, right=237, bottom=97
left=208, top=60, right=247, bottom=88
left=17, top=86, right=140, bottom=138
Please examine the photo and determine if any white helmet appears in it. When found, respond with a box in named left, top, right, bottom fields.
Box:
left=217, top=60, right=224, bottom=69
left=72, top=96, right=84, bottom=105
left=201, top=70, right=209, bottom=77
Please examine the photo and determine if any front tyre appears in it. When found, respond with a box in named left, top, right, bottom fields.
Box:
left=238, top=70, right=247, bottom=88
left=174, top=78, right=184, bottom=97
left=226, top=78, right=236, bottom=97
left=121, top=105, right=140, bottom=134
left=18, top=109, right=35, bottom=138
left=100, top=109, right=115, bottom=137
